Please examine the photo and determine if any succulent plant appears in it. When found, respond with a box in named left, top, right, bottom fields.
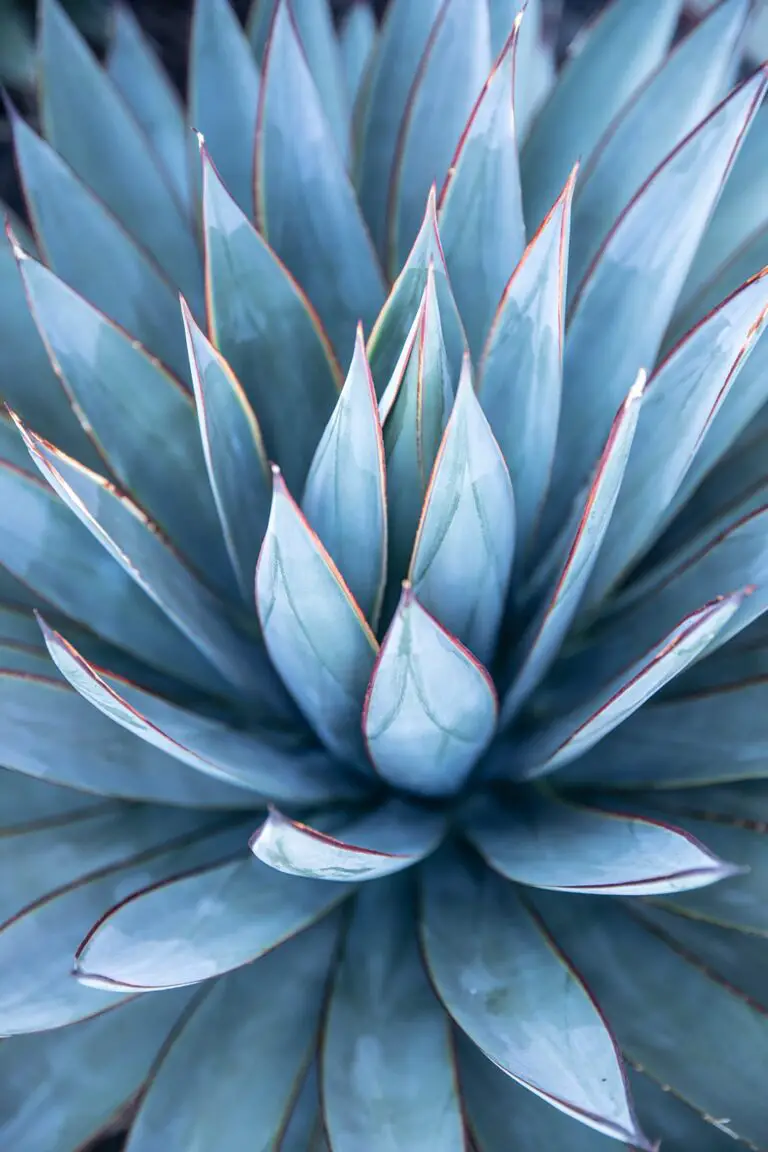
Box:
left=1, top=0, right=768, bottom=1148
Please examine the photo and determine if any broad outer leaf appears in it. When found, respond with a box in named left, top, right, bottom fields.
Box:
left=438, top=22, right=526, bottom=357
left=202, top=144, right=341, bottom=495
left=388, top=0, right=492, bottom=273
left=125, top=916, right=339, bottom=1152
left=521, top=0, right=683, bottom=231
left=516, top=592, right=745, bottom=775
left=409, top=354, right=515, bottom=665
left=302, top=325, right=387, bottom=627
left=464, top=790, right=736, bottom=895
left=419, top=851, right=651, bottom=1149
left=544, top=69, right=767, bottom=540
left=255, top=468, right=378, bottom=767
left=363, top=587, right=498, bottom=797
left=500, top=373, right=645, bottom=726
left=75, top=855, right=353, bottom=991
left=181, top=297, right=272, bottom=605
left=323, top=875, right=465, bottom=1152
left=478, top=168, right=576, bottom=561
left=250, top=800, right=446, bottom=881
left=255, top=0, right=385, bottom=362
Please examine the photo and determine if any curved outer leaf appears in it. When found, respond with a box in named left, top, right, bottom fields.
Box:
left=1, top=214, right=103, bottom=470
left=0, top=460, right=232, bottom=697
left=0, top=818, right=244, bottom=1034
left=255, top=467, right=378, bottom=767
left=202, top=145, right=341, bottom=496
left=409, top=354, right=515, bottom=665
left=323, top=875, right=465, bottom=1152
left=250, top=800, right=446, bottom=881
left=568, top=0, right=750, bottom=290
left=0, top=666, right=256, bottom=807
left=503, top=0, right=556, bottom=144
left=363, top=587, right=498, bottom=797
left=190, top=0, right=260, bottom=217
left=381, top=265, right=454, bottom=603
left=463, top=790, right=735, bottom=896
left=11, top=112, right=190, bottom=382
left=75, top=855, right=354, bottom=991
left=531, top=891, right=768, bottom=1148
left=0, top=766, right=105, bottom=832
left=302, top=325, right=387, bottom=627
left=478, top=167, right=575, bottom=560
left=254, top=0, right=385, bottom=363
left=583, top=268, right=768, bottom=605
left=438, top=22, right=525, bottom=357
left=544, top=69, right=768, bottom=541
left=40, top=619, right=364, bottom=806
left=125, top=916, right=339, bottom=1152
left=388, top=0, right=492, bottom=273
left=339, top=2, right=376, bottom=106
left=107, top=3, right=192, bottom=215
left=500, top=373, right=645, bottom=727
left=38, top=0, right=203, bottom=310
left=419, top=851, right=651, bottom=1149
left=521, top=0, right=683, bottom=231
left=353, top=0, right=442, bottom=258
left=367, top=186, right=466, bottom=397
left=0, top=990, right=194, bottom=1152
left=19, top=252, right=236, bottom=599
left=516, top=592, right=745, bottom=775
left=561, top=675, right=768, bottom=789
left=16, top=421, right=274, bottom=702
left=181, top=297, right=271, bottom=605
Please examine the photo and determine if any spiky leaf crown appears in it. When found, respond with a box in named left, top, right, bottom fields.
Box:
left=1, top=0, right=768, bottom=1149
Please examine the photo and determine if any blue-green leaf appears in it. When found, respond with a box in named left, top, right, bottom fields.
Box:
left=438, top=24, right=525, bottom=357
left=256, top=467, right=378, bottom=766
left=353, top=0, right=443, bottom=259
left=500, top=374, right=645, bottom=726
left=381, top=265, right=454, bottom=603
left=75, top=855, right=353, bottom=991
left=464, top=790, right=735, bottom=896
left=39, top=0, right=202, bottom=310
left=302, top=325, right=387, bottom=627
left=254, top=0, right=384, bottom=362
left=288, top=0, right=351, bottom=162
left=388, top=0, right=491, bottom=273
left=478, top=168, right=575, bottom=561
left=420, top=850, right=651, bottom=1149
left=19, top=253, right=236, bottom=599
left=190, top=0, right=260, bottom=216
left=583, top=269, right=768, bottom=605
left=40, top=619, right=362, bottom=805
left=531, top=891, right=768, bottom=1148
left=568, top=0, right=751, bottom=290
left=251, top=800, right=446, bottom=880
left=0, top=765, right=105, bottom=832
left=125, top=916, right=339, bottom=1152
left=544, top=71, right=767, bottom=539
left=516, top=593, right=744, bottom=776
left=107, top=3, right=192, bottom=215
left=0, top=991, right=193, bottom=1152
left=203, top=144, right=341, bottom=495
left=0, top=459, right=234, bottom=696
left=280, top=1062, right=326, bottom=1152
left=181, top=297, right=271, bottom=605
left=16, top=421, right=274, bottom=701
left=510, top=0, right=556, bottom=143
left=11, top=111, right=190, bottom=381
left=323, top=876, right=465, bottom=1151
left=339, top=3, right=376, bottom=107
left=409, top=354, right=514, bottom=665
left=0, top=817, right=244, bottom=1033
left=521, top=0, right=683, bottom=231
left=363, top=586, right=497, bottom=797
left=367, top=186, right=466, bottom=397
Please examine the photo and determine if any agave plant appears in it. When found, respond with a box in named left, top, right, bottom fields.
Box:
left=2, top=0, right=768, bottom=1148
